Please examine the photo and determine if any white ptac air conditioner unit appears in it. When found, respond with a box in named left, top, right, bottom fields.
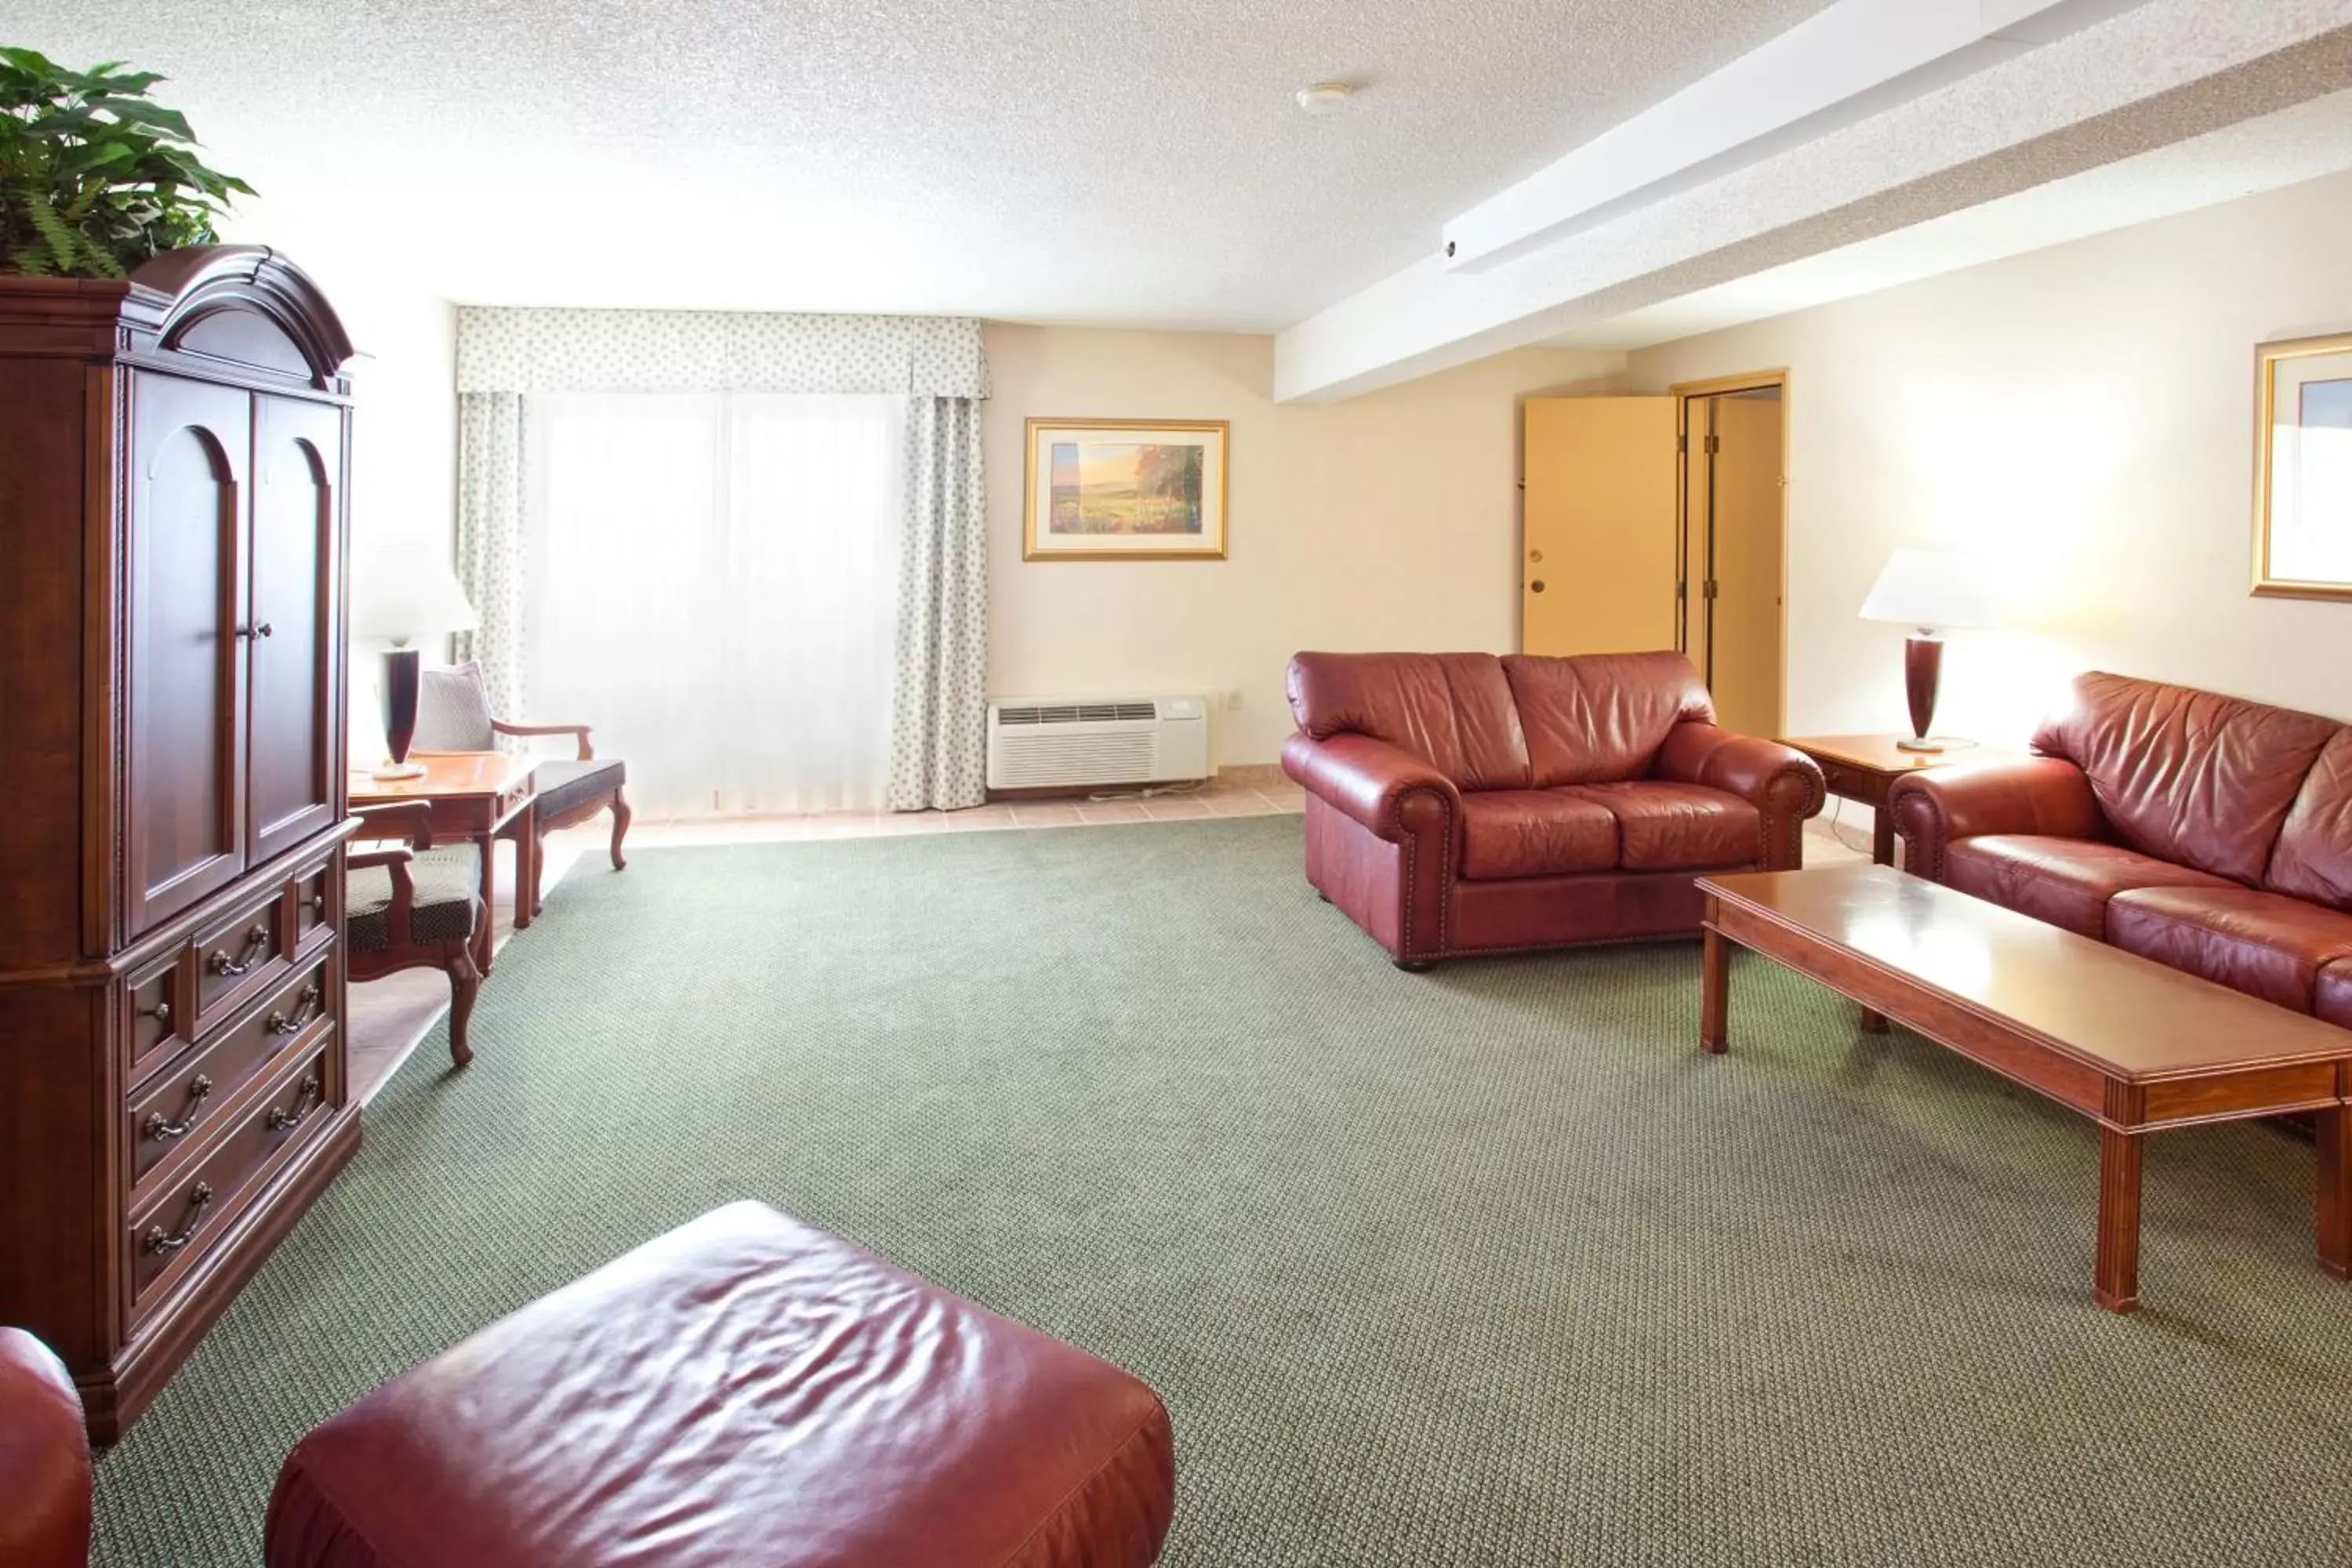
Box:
left=985, top=695, right=1210, bottom=790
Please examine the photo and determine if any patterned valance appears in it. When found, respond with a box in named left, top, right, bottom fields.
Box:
left=456, top=307, right=988, bottom=398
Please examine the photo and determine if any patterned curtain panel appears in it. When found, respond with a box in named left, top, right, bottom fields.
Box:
left=888, top=397, right=989, bottom=811
left=452, top=390, right=528, bottom=728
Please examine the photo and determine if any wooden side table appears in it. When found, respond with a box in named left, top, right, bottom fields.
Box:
left=1779, top=734, right=2023, bottom=867
left=350, top=752, right=537, bottom=977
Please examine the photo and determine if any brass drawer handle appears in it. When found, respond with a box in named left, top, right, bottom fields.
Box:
left=142, top=1074, right=213, bottom=1142
left=267, top=984, right=323, bottom=1036
left=143, top=1182, right=213, bottom=1254
left=268, top=1074, right=322, bottom=1133
left=209, top=924, right=270, bottom=977
left=142, top=996, right=173, bottom=1031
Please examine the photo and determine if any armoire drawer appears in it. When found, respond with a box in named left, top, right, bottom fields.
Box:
left=127, top=952, right=333, bottom=1192
left=189, top=888, right=290, bottom=1037
left=124, top=951, right=185, bottom=1068
left=127, top=1047, right=335, bottom=1320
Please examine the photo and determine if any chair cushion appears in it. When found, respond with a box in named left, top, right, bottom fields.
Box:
left=412, top=659, right=499, bottom=752
left=2107, top=886, right=2352, bottom=1013
left=1943, top=835, right=2234, bottom=939
left=2032, top=670, right=2339, bottom=884
left=1563, top=781, right=1761, bottom=872
left=1458, top=790, right=1617, bottom=880
left=533, top=757, right=626, bottom=821
left=1285, top=652, right=1530, bottom=792
left=262, top=1202, right=1176, bottom=1568
left=347, top=844, right=480, bottom=952
left=1499, top=652, right=1715, bottom=787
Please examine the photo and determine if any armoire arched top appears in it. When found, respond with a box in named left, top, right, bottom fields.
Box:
left=131, top=245, right=358, bottom=394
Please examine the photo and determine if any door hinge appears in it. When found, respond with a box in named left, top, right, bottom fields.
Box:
left=1705, top=434, right=1721, bottom=456
left=1677, top=434, right=1688, bottom=455
left=1704, top=579, right=1719, bottom=601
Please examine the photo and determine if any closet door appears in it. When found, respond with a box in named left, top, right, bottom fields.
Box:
left=125, top=372, right=251, bottom=934
left=245, top=396, right=344, bottom=864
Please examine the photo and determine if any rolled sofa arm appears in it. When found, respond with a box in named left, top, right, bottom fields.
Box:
left=0, top=1327, right=91, bottom=1568
left=1651, top=724, right=1826, bottom=869
left=1281, top=731, right=1463, bottom=847
left=1887, top=757, right=2103, bottom=882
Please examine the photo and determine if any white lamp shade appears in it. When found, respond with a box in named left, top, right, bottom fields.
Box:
left=1858, top=548, right=2004, bottom=630
left=353, top=541, right=479, bottom=643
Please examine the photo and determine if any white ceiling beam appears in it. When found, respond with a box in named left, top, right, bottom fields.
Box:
left=1277, top=0, right=2352, bottom=404
left=1442, top=0, right=2146, bottom=274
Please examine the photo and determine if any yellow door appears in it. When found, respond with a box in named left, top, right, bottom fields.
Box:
left=1697, top=391, right=1785, bottom=737
left=1521, top=397, right=1679, bottom=655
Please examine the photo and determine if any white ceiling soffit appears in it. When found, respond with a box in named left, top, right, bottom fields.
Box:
left=1275, top=0, right=2352, bottom=403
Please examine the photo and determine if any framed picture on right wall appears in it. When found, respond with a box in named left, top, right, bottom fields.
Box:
left=2255, top=330, right=2352, bottom=600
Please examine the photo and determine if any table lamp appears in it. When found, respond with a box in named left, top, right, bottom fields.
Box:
left=1858, top=548, right=2002, bottom=753
left=352, top=543, right=479, bottom=779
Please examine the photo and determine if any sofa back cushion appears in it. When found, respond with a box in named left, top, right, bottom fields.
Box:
left=1286, top=652, right=1530, bottom=790
left=2267, top=728, right=2352, bottom=911
left=2032, top=671, right=2339, bottom=886
left=1501, top=652, right=1715, bottom=786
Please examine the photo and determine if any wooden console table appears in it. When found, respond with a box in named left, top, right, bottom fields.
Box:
left=350, top=753, right=536, bottom=976
left=1698, top=864, right=2352, bottom=1313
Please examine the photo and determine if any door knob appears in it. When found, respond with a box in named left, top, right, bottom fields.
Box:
left=254, top=622, right=274, bottom=638
left=1528, top=549, right=1544, bottom=563
left=1530, top=580, right=1547, bottom=593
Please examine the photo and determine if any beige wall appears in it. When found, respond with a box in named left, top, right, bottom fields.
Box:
left=1627, top=167, right=2352, bottom=748
left=983, top=325, right=1621, bottom=763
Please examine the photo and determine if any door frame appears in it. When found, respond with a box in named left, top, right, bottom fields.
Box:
left=1671, top=368, right=1789, bottom=739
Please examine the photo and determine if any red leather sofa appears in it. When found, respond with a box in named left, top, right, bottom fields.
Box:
left=0, top=1328, right=90, bottom=1568
left=1890, top=671, right=2352, bottom=1025
left=1281, top=651, right=1824, bottom=967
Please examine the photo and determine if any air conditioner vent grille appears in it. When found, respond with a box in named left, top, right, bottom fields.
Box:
left=995, top=701, right=1159, bottom=726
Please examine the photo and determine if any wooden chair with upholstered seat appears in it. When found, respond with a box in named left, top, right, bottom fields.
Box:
left=412, top=660, right=631, bottom=918
left=347, top=800, right=485, bottom=1067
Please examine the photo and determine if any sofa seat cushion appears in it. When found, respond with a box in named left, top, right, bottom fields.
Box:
left=1458, top=790, right=1617, bottom=880
left=2314, top=961, right=2352, bottom=1029
left=1943, top=835, right=2234, bottom=939
left=1565, top=782, right=1762, bottom=872
left=2107, top=887, right=2352, bottom=1013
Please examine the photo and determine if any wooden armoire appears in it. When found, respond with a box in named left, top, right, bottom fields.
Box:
left=0, top=246, right=362, bottom=1440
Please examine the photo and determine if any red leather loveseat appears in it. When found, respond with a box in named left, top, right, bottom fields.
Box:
left=1890, top=671, right=2352, bottom=1025
left=1281, top=651, right=1824, bottom=967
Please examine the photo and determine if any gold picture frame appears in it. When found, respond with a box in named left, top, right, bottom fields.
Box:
left=2253, top=330, right=2352, bottom=601
left=1022, top=418, right=1229, bottom=561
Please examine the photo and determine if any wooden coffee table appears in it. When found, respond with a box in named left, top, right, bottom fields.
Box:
left=1697, top=864, right=2352, bottom=1312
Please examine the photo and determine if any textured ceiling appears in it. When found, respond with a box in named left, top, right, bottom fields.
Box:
left=7, top=1, right=1836, bottom=325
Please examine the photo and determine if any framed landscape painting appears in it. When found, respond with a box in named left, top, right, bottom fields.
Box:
left=1024, top=418, right=1229, bottom=560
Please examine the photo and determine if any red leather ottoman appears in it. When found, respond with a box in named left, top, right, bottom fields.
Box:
left=265, top=1203, right=1176, bottom=1566
left=0, top=1328, right=91, bottom=1568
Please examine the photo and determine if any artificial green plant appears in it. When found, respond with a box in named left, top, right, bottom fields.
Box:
left=0, top=46, right=253, bottom=278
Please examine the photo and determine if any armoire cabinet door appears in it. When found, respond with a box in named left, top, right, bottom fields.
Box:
left=246, top=396, right=345, bottom=864
left=125, top=372, right=251, bottom=936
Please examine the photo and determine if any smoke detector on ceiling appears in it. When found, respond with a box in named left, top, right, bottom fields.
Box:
left=1295, top=82, right=1354, bottom=115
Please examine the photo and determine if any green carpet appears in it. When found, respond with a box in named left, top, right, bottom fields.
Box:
left=92, top=817, right=2352, bottom=1565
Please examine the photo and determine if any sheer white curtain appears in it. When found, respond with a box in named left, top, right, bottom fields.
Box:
left=521, top=391, right=907, bottom=818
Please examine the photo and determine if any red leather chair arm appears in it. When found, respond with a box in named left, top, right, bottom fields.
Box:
left=0, top=1328, right=92, bottom=1568
left=1888, top=757, right=2103, bottom=881
left=1652, top=724, right=1825, bottom=869
left=1281, top=731, right=1462, bottom=844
